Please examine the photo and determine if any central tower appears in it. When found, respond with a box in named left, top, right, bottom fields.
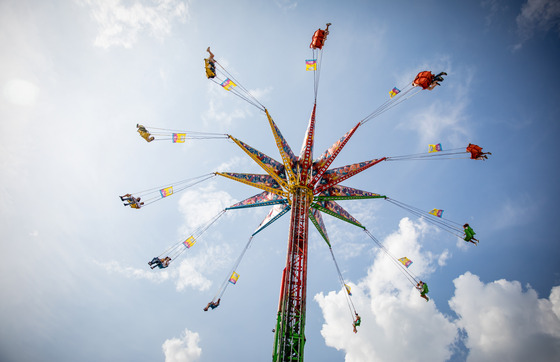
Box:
left=273, top=186, right=313, bottom=361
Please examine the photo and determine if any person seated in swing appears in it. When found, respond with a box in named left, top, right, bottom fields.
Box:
left=129, top=200, right=144, bottom=209
left=123, top=196, right=143, bottom=209
left=466, top=143, right=491, bottom=160
left=204, top=47, right=216, bottom=79
left=149, top=256, right=171, bottom=269
left=416, top=281, right=429, bottom=302
left=463, top=223, right=479, bottom=245
left=148, top=257, right=162, bottom=269
left=427, top=71, right=447, bottom=90
left=120, top=194, right=133, bottom=202
left=203, top=298, right=221, bottom=311
left=137, top=124, right=155, bottom=142
left=323, top=22, right=332, bottom=37
left=352, top=313, right=361, bottom=333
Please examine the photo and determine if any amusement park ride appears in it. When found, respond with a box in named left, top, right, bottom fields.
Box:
left=123, top=24, right=489, bottom=362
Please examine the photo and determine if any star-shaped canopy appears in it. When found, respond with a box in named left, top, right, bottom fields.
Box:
left=218, top=105, right=386, bottom=244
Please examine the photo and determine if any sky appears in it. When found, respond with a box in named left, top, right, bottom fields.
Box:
left=1, top=0, right=560, bottom=361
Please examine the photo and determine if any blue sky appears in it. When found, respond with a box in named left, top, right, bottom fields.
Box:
left=1, top=0, right=560, bottom=361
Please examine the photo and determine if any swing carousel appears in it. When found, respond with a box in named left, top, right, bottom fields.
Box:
left=121, top=24, right=489, bottom=362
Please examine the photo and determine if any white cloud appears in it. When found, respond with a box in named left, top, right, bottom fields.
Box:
left=341, top=199, right=383, bottom=228
left=406, top=99, right=469, bottom=146
left=214, top=156, right=254, bottom=173
left=450, top=273, right=560, bottom=362
left=203, top=96, right=251, bottom=128
left=95, top=245, right=232, bottom=293
left=315, top=218, right=560, bottom=361
left=481, top=0, right=508, bottom=28
left=315, top=218, right=456, bottom=362
left=551, top=287, right=560, bottom=319
left=248, top=86, right=273, bottom=103
left=275, top=0, right=298, bottom=11
left=177, top=183, right=237, bottom=231
left=162, top=328, right=202, bottom=362
left=333, top=241, right=368, bottom=260
left=174, top=244, right=232, bottom=292
left=95, top=260, right=171, bottom=283
left=401, top=67, right=472, bottom=148
left=79, top=0, right=188, bottom=49
left=437, top=249, right=451, bottom=266
left=201, top=75, right=266, bottom=128
left=515, top=0, right=560, bottom=50
left=175, top=257, right=212, bottom=292
left=392, top=60, right=476, bottom=149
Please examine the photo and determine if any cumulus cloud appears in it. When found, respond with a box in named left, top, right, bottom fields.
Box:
left=79, top=0, right=188, bottom=48
left=175, top=244, right=232, bottom=292
left=177, top=183, right=237, bottom=231
left=515, top=0, right=560, bottom=50
left=175, top=258, right=212, bottom=292
left=437, top=248, right=451, bottom=266
left=450, top=273, right=560, bottom=362
left=315, top=218, right=560, bottom=361
left=162, top=328, right=202, bottom=362
left=315, top=218, right=456, bottom=362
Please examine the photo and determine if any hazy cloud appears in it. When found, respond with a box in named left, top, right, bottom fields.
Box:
left=491, top=194, right=538, bottom=230
left=480, top=0, right=509, bottom=28
left=274, top=0, right=298, bottom=11
left=203, top=96, right=251, bottom=128
left=3, top=79, right=40, bottom=106
left=514, top=0, right=560, bottom=50
left=408, top=99, right=469, bottom=147
left=79, top=0, right=188, bottom=48
left=403, top=67, right=472, bottom=148
left=95, top=260, right=171, bottom=283
left=177, top=183, right=236, bottom=232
